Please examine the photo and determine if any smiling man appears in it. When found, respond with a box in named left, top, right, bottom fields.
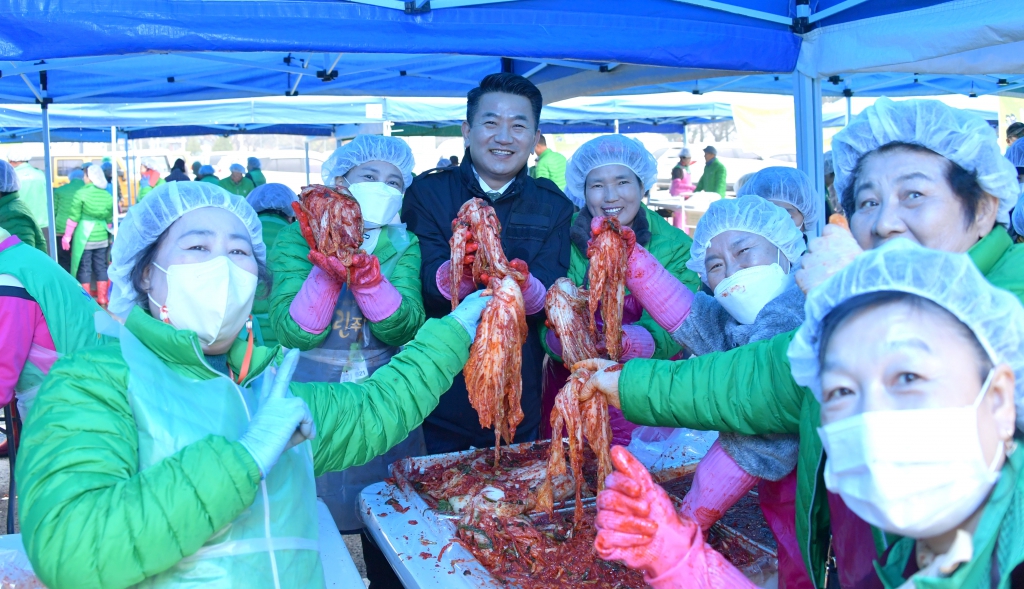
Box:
left=403, top=72, right=574, bottom=454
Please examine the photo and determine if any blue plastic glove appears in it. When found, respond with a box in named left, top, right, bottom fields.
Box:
left=238, top=348, right=317, bottom=479
left=449, top=289, right=493, bottom=342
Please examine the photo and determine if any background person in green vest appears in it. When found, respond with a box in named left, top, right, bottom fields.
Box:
left=247, top=157, right=267, bottom=187
left=62, top=164, right=114, bottom=306
left=0, top=225, right=108, bottom=456
left=268, top=134, right=425, bottom=587
left=246, top=182, right=297, bottom=348
left=0, top=160, right=45, bottom=252
left=695, top=145, right=727, bottom=198
left=137, top=157, right=165, bottom=202
left=52, top=168, right=86, bottom=272
left=197, top=164, right=220, bottom=184
left=220, top=163, right=256, bottom=197
left=531, top=133, right=567, bottom=190
left=14, top=181, right=492, bottom=589
left=572, top=98, right=1024, bottom=589
left=6, top=146, right=50, bottom=245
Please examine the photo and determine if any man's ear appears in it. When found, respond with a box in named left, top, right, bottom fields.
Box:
left=461, top=121, right=472, bottom=148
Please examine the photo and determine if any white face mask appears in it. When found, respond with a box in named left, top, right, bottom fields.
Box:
left=818, top=370, right=1003, bottom=538
left=149, top=256, right=258, bottom=347
left=347, top=181, right=404, bottom=227
left=713, top=253, right=790, bottom=325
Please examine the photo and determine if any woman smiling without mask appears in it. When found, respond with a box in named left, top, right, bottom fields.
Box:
left=14, top=182, right=492, bottom=589
left=583, top=195, right=813, bottom=589
left=539, top=134, right=699, bottom=443
left=573, top=98, right=1024, bottom=588
left=590, top=240, right=1024, bottom=588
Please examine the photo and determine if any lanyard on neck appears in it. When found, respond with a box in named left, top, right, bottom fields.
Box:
left=228, top=318, right=255, bottom=385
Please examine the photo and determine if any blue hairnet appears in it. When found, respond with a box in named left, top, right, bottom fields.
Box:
left=565, top=135, right=658, bottom=208
left=0, top=160, right=20, bottom=192
left=229, top=163, right=246, bottom=174
left=321, top=135, right=415, bottom=190
left=108, top=182, right=264, bottom=318
left=68, top=169, right=85, bottom=181
left=686, top=195, right=807, bottom=283
left=833, top=98, right=1019, bottom=224
left=1006, top=139, right=1024, bottom=168
left=247, top=183, right=297, bottom=214
left=247, top=157, right=261, bottom=169
left=199, top=165, right=216, bottom=176
left=736, top=167, right=821, bottom=231
left=788, top=239, right=1024, bottom=432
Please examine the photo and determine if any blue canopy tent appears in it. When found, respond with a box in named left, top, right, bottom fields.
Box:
left=0, top=0, right=1021, bottom=255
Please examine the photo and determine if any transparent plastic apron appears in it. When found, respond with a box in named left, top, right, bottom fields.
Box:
left=12, top=344, right=59, bottom=419
left=69, top=218, right=99, bottom=278
left=120, top=324, right=324, bottom=589
left=294, top=226, right=426, bottom=531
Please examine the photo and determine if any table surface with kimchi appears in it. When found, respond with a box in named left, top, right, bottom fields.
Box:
left=360, top=441, right=778, bottom=588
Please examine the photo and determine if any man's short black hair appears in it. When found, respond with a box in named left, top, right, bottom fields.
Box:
left=1008, top=122, right=1024, bottom=141
left=538, top=134, right=547, bottom=146
left=466, top=73, right=543, bottom=129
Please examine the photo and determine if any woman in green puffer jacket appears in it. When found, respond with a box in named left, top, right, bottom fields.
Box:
left=578, top=98, right=1024, bottom=588
left=245, top=182, right=298, bottom=348
left=538, top=135, right=699, bottom=444
left=15, top=181, right=492, bottom=589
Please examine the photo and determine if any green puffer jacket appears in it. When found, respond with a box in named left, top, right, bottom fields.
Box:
left=541, top=205, right=701, bottom=362
left=53, top=179, right=84, bottom=232
left=618, top=228, right=1024, bottom=588
left=16, top=306, right=471, bottom=589
left=0, top=192, right=45, bottom=252
left=137, top=177, right=165, bottom=202
left=252, top=212, right=292, bottom=347
left=70, top=184, right=114, bottom=242
left=219, top=176, right=256, bottom=197
left=199, top=175, right=220, bottom=185
left=247, top=169, right=267, bottom=187
left=268, top=221, right=426, bottom=350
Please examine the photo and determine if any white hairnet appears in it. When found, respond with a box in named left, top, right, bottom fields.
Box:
left=247, top=157, right=261, bottom=169
left=1006, top=139, right=1024, bottom=169
left=679, top=147, right=692, bottom=159
left=247, top=183, right=297, bottom=214
left=565, top=135, right=658, bottom=208
left=5, top=146, right=30, bottom=163
left=108, top=182, right=264, bottom=318
left=823, top=151, right=834, bottom=177
left=832, top=97, right=1020, bottom=224
left=229, top=163, right=245, bottom=174
left=788, top=239, right=1024, bottom=430
left=199, top=165, right=215, bottom=176
left=140, top=157, right=159, bottom=171
left=87, top=164, right=109, bottom=190
left=68, top=169, right=85, bottom=181
left=733, top=173, right=755, bottom=193
left=685, top=195, right=807, bottom=282
left=321, top=135, right=415, bottom=190
left=0, top=160, right=20, bottom=193
left=736, top=167, right=821, bottom=230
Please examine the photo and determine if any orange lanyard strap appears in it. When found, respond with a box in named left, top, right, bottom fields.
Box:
left=229, top=318, right=255, bottom=385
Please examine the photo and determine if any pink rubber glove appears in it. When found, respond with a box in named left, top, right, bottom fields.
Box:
left=609, top=407, right=638, bottom=447
left=624, top=244, right=693, bottom=333
left=435, top=260, right=476, bottom=302
left=520, top=272, right=546, bottom=315
left=348, top=253, right=402, bottom=322
left=289, top=266, right=343, bottom=334
left=62, top=219, right=78, bottom=251
left=596, top=447, right=756, bottom=588
left=678, top=440, right=759, bottom=531
left=620, top=324, right=655, bottom=361
left=759, top=472, right=815, bottom=589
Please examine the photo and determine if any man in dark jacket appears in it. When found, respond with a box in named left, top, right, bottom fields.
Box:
left=403, top=72, right=574, bottom=454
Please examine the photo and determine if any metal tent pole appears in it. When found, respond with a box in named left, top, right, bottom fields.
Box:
left=304, top=141, right=311, bottom=186
left=794, top=72, right=825, bottom=236
left=846, top=94, right=853, bottom=126
left=125, top=139, right=133, bottom=205
left=41, top=102, right=57, bottom=260
left=614, top=119, right=620, bottom=134
left=110, top=127, right=119, bottom=234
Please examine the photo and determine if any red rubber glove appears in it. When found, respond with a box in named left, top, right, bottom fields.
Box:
left=348, top=252, right=383, bottom=290
left=307, top=250, right=348, bottom=284
left=596, top=446, right=694, bottom=578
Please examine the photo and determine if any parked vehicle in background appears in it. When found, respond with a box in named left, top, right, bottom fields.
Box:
left=652, top=143, right=795, bottom=193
